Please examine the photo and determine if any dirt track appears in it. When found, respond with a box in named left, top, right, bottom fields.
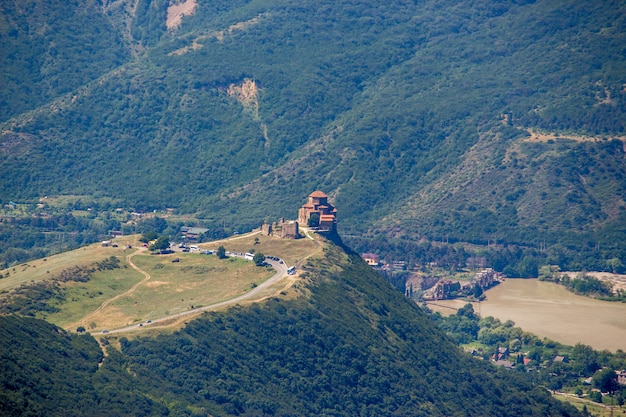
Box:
left=67, top=247, right=151, bottom=330
left=93, top=256, right=289, bottom=335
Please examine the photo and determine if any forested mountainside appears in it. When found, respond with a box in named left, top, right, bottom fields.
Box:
left=0, top=239, right=581, bottom=416
left=1, top=0, right=625, bottom=267
left=0, top=315, right=161, bottom=416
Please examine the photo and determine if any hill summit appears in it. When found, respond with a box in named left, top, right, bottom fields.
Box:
left=0, top=237, right=579, bottom=416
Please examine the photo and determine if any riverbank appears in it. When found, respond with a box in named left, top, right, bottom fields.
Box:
left=426, top=278, right=626, bottom=352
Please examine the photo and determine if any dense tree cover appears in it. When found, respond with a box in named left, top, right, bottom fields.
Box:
left=561, top=274, right=615, bottom=298
left=346, top=226, right=626, bottom=280
left=0, top=0, right=626, bottom=244
left=0, top=316, right=169, bottom=417
left=0, top=0, right=130, bottom=122
left=593, top=368, right=620, bottom=395
left=0, top=0, right=624, bottom=266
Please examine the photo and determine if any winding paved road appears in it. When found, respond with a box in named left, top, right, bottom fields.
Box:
left=93, top=257, right=288, bottom=335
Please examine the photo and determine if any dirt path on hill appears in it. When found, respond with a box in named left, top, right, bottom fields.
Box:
left=79, top=230, right=320, bottom=335
left=67, top=247, right=151, bottom=330
left=95, top=256, right=289, bottom=335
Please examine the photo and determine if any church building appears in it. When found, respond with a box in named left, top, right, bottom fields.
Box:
left=298, top=190, right=337, bottom=232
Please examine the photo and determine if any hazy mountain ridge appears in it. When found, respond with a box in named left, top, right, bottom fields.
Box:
left=1, top=0, right=625, bottom=265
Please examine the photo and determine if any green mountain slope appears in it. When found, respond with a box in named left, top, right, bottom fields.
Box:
left=0, top=0, right=131, bottom=122
left=0, top=315, right=169, bottom=416
left=0, top=0, right=625, bottom=263
left=0, top=239, right=581, bottom=416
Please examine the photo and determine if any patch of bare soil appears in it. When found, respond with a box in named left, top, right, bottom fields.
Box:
left=145, top=281, right=168, bottom=287
left=166, top=0, right=197, bottom=30
left=227, top=79, right=260, bottom=117
left=524, top=129, right=626, bottom=143
left=169, top=13, right=267, bottom=55
left=562, top=271, right=626, bottom=294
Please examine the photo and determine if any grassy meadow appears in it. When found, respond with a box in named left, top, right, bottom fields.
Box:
left=104, top=253, right=274, bottom=326
left=0, top=231, right=323, bottom=333
left=0, top=235, right=140, bottom=292
left=206, top=231, right=321, bottom=267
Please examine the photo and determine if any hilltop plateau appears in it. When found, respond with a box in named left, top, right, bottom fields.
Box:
left=0, top=231, right=317, bottom=334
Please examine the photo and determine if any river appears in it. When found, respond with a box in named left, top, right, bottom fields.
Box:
left=426, top=278, right=626, bottom=352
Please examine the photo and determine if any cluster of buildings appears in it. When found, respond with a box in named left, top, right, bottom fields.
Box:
left=261, top=190, right=337, bottom=239
left=361, top=251, right=504, bottom=302
left=430, top=268, right=503, bottom=300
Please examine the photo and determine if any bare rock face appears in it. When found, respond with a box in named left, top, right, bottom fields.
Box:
left=227, top=79, right=261, bottom=118
left=166, top=0, right=197, bottom=31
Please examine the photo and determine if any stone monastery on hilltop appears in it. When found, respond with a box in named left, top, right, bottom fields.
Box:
left=298, top=190, right=337, bottom=232
left=262, top=190, right=337, bottom=239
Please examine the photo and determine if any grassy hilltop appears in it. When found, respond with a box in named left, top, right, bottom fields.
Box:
left=0, top=231, right=318, bottom=333
left=0, top=235, right=580, bottom=416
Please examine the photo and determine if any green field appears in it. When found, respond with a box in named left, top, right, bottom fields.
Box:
left=0, top=232, right=322, bottom=334
left=105, top=253, right=273, bottom=325
left=44, top=264, right=144, bottom=330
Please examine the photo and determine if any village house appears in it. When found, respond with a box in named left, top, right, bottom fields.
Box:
left=180, top=226, right=209, bottom=240
left=362, top=253, right=381, bottom=266
left=618, top=370, right=626, bottom=385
